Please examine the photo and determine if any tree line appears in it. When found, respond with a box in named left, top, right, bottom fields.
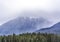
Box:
left=0, top=32, right=60, bottom=42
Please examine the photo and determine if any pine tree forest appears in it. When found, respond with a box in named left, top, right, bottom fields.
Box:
left=0, top=32, right=60, bottom=42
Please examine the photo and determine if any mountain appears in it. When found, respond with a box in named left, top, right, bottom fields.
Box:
left=36, top=22, right=60, bottom=34
left=0, top=17, right=50, bottom=35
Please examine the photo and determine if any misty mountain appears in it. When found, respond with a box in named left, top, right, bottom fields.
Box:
left=36, top=22, right=60, bottom=34
left=0, top=17, right=50, bottom=35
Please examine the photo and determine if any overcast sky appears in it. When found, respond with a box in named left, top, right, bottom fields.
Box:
left=0, top=0, right=60, bottom=25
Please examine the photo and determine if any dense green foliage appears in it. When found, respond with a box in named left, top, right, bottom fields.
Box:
left=0, top=32, right=60, bottom=42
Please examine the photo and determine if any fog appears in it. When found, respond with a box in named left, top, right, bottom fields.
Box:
left=0, top=0, right=60, bottom=25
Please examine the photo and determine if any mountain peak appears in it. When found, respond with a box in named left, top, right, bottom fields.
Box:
left=0, top=17, right=50, bottom=35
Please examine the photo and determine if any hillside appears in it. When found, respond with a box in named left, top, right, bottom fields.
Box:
left=36, top=22, right=60, bottom=34
left=0, top=17, right=50, bottom=35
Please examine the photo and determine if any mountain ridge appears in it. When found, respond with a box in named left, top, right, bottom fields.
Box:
left=36, top=22, right=60, bottom=34
left=0, top=17, right=50, bottom=35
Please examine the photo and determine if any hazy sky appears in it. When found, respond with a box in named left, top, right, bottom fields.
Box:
left=0, top=0, right=60, bottom=25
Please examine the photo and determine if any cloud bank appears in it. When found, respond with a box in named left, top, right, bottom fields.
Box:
left=0, top=0, right=60, bottom=25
